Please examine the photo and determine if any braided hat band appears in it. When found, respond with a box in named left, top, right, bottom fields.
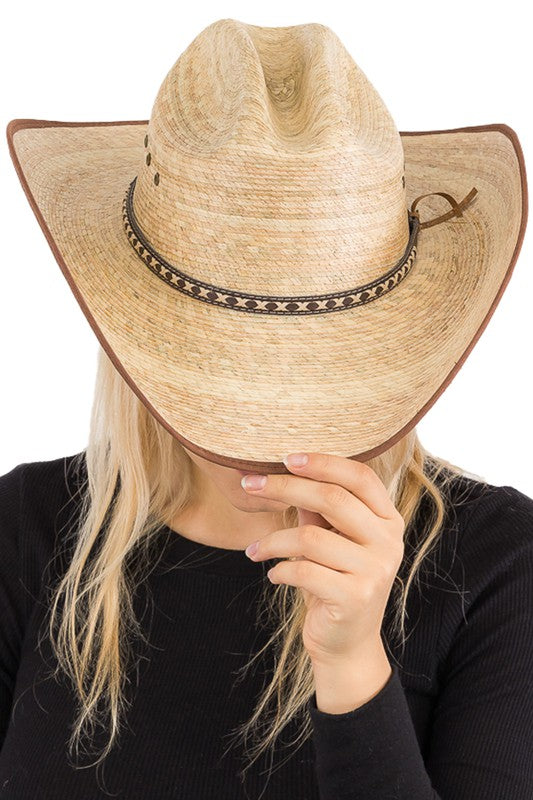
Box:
left=122, top=177, right=478, bottom=316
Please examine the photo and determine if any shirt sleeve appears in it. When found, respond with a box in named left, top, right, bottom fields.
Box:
left=307, top=485, right=533, bottom=800
left=0, top=462, right=25, bottom=750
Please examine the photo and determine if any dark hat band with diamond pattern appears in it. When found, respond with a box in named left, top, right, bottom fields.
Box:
left=122, top=175, right=421, bottom=316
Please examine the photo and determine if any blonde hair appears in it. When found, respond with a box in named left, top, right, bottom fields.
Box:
left=42, top=346, right=486, bottom=784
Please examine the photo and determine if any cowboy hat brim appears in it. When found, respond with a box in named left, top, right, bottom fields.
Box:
left=6, top=119, right=528, bottom=472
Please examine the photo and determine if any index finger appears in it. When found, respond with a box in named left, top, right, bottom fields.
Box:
left=282, top=451, right=399, bottom=521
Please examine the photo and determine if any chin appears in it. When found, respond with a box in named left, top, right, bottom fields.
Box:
left=237, top=494, right=289, bottom=511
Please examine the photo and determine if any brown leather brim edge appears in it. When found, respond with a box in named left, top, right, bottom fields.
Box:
left=5, top=118, right=529, bottom=474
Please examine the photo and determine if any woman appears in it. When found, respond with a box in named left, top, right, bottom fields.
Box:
left=1, top=18, right=531, bottom=800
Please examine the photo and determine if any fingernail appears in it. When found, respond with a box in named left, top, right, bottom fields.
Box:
left=245, top=541, right=259, bottom=557
left=283, top=453, right=308, bottom=467
left=241, top=474, right=267, bottom=490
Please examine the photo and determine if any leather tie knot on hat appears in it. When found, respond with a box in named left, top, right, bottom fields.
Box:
left=6, top=17, right=527, bottom=468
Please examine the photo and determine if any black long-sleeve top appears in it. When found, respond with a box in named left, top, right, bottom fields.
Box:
left=0, top=451, right=532, bottom=799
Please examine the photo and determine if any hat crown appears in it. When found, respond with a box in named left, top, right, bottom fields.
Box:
left=131, top=18, right=410, bottom=295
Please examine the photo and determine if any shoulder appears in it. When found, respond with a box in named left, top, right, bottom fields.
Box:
left=437, top=472, right=533, bottom=605
left=1, top=450, right=86, bottom=538
left=452, top=477, right=533, bottom=563
left=0, top=451, right=87, bottom=611
left=0, top=460, right=25, bottom=518
left=0, top=450, right=86, bottom=493
left=423, top=459, right=533, bottom=542
left=409, top=463, right=533, bottom=594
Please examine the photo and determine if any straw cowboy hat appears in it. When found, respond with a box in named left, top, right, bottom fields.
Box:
left=6, top=18, right=528, bottom=474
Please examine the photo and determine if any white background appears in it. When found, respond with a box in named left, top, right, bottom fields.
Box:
left=1, top=1, right=531, bottom=494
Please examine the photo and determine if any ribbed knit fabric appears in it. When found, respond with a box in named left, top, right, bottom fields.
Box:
left=0, top=452, right=532, bottom=799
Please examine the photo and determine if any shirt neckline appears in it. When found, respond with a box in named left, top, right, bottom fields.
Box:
left=156, top=523, right=280, bottom=578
